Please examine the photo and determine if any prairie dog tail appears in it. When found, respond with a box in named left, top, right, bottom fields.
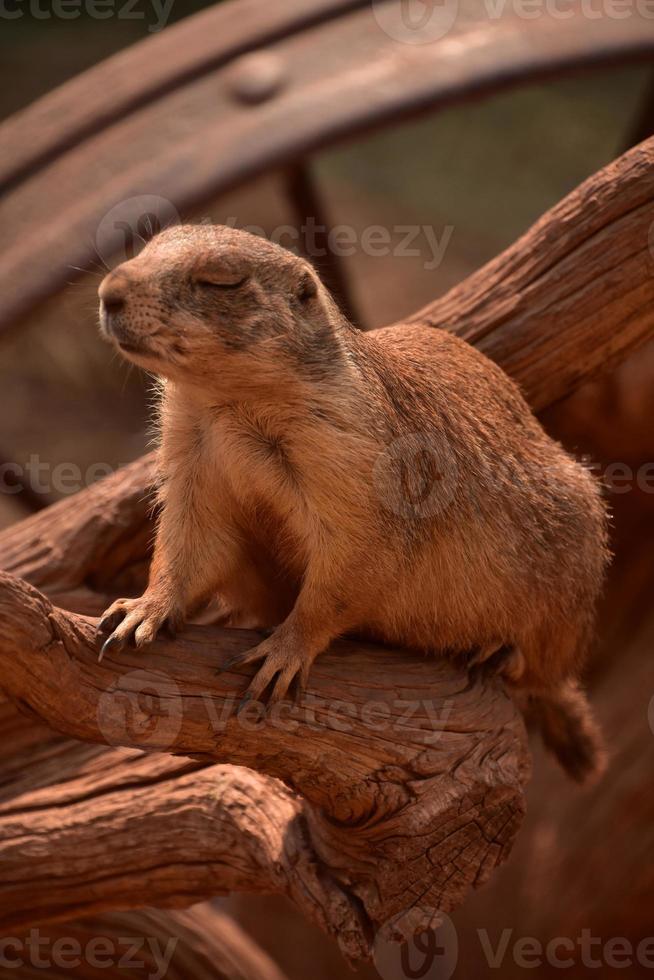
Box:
left=521, top=681, right=607, bottom=783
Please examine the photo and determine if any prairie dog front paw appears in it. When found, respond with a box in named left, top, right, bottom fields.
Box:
left=96, top=594, right=182, bottom=659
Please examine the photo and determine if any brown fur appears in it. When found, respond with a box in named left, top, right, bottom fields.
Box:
left=97, top=224, right=610, bottom=781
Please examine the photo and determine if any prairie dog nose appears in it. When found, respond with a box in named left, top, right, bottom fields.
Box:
left=99, top=270, right=129, bottom=314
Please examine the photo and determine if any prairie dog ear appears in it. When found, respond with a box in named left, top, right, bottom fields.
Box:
left=297, top=271, right=318, bottom=304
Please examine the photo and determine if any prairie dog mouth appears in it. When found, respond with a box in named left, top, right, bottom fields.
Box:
left=101, top=315, right=155, bottom=358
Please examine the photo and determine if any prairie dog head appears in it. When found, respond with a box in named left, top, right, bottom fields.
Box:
left=98, top=224, right=345, bottom=392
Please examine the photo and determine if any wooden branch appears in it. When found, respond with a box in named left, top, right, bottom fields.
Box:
left=0, top=749, right=324, bottom=944
left=0, top=455, right=157, bottom=598
left=410, top=136, right=654, bottom=410
left=9, top=906, right=290, bottom=980
left=0, top=572, right=527, bottom=958
left=0, top=699, right=346, bottom=949
left=0, top=698, right=355, bottom=951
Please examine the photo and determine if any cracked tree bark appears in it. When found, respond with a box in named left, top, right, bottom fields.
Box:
left=1, top=135, right=654, bottom=961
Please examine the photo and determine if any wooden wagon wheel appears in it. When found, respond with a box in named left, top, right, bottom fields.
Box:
left=2, top=0, right=654, bottom=331
left=1, top=1, right=654, bottom=972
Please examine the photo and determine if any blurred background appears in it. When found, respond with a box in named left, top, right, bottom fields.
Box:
left=1, top=3, right=653, bottom=978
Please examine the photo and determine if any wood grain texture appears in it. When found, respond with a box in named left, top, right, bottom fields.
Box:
left=0, top=454, right=157, bottom=596
left=0, top=573, right=527, bottom=958
left=409, top=137, right=654, bottom=409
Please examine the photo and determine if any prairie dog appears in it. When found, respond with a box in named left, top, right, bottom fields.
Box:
left=97, top=224, right=609, bottom=781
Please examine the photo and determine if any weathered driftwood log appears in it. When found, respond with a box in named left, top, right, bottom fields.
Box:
left=411, top=136, right=654, bottom=410
left=0, top=700, right=284, bottom=980
left=0, top=573, right=526, bottom=959
left=1, top=136, right=654, bottom=959
left=0, top=455, right=157, bottom=601
left=0, top=698, right=352, bottom=944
